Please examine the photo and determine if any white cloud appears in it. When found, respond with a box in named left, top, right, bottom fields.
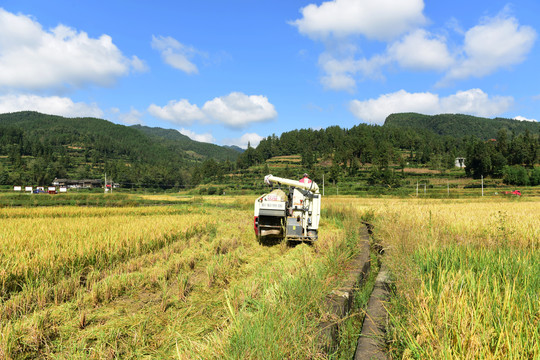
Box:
left=349, top=89, right=513, bottom=124
left=350, top=90, right=438, bottom=124
left=222, top=133, right=263, bottom=149
left=202, top=92, right=277, bottom=128
left=0, top=8, right=140, bottom=91
left=0, top=94, right=103, bottom=118
left=316, top=27, right=455, bottom=91
left=151, top=35, right=200, bottom=74
left=292, top=0, right=426, bottom=41
left=130, top=56, right=149, bottom=73
left=318, top=28, right=455, bottom=90
left=179, top=128, right=216, bottom=143
left=319, top=55, right=358, bottom=91
left=514, top=116, right=537, bottom=122
left=294, top=3, right=536, bottom=91
left=440, top=89, right=513, bottom=117
left=149, top=92, right=277, bottom=128
left=147, top=99, right=206, bottom=125
left=319, top=53, right=389, bottom=91
left=442, top=13, right=536, bottom=83
left=388, top=29, right=454, bottom=71
left=321, top=72, right=357, bottom=92
left=118, top=108, right=143, bottom=125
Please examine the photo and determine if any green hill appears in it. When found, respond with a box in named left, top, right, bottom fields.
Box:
left=132, top=125, right=240, bottom=161
left=223, top=145, right=244, bottom=153
left=229, top=112, right=538, bottom=190
left=384, top=113, right=540, bottom=139
left=0, top=111, right=238, bottom=187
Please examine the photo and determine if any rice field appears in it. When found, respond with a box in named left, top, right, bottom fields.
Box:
left=0, top=195, right=369, bottom=359
left=1, top=194, right=538, bottom=359
left=336, top=196, right=539, bottom=359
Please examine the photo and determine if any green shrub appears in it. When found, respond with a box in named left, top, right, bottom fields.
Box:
left=530, top=167, right=540, bottom=186
left=502, top=165, right=529, bottom=186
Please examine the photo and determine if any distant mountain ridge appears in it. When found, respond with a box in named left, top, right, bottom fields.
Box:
left=0, top=111, right=239, bottom=162
left=223, top=145, right=245, bottom=153
left=384, top=113, right=539, bottom=139
left=131, top=125, right=240, bottom=160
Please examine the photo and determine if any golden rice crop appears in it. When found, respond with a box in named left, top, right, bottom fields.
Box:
left=0, top=207, right=205, bottom=295
left=333, top=196, right=539, bottom=359
left=0, top=195, right=363, bottom=359
left=2, top=194, right=535, bottom=359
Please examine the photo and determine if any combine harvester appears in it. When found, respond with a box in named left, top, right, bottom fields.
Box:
left=254, top=174, right=321, bottom=243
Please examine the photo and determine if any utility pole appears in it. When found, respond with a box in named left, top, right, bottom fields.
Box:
left=104, top=173, right=107, bottom=194
left=416, top=181, right=419, bottom=197
left=322, top=174, right=325, bottom=196
left=481, top=175, right=484, bottom=197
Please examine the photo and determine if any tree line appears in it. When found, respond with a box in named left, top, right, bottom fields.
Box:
left=230, top=123, right=539, bottom=186
left=1, top=111, right=539, bottom=188
left=466, top=129, right=540, bottom=185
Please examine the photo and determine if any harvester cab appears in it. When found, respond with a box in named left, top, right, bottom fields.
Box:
left=254, top=174, right=321, bottom=243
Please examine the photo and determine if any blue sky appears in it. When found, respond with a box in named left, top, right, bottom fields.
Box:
left=0, top=0, right=538, bottom=148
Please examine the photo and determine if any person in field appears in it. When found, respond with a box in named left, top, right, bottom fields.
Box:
left=299, top=173, right=312, bottom=184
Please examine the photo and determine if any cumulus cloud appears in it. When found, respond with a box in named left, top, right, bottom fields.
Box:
left=514, top=115, right=537, bottom=122
left=201, top=92, right=277, bottom=128
left=292, top=0, right=426, bottom=40
left=291, top=0, right=426, bottom=90
left=179, top=128, right=216, bottom=143
left=0, top=8, right=141, bottom=91
left=317, top=27, right=455, bottom=91
left=222, top=133, right=263, bottom=149
left=118, top=108, right=143, bottom=125
left=319, top=53, right=389, bottom=91
left=349, top=89, right=513, bottom=124
left=442, top=13, right=536, bottom=83
left=439, top=89, right=513, bottom=117
left=147, top=99, right=206, bottom=125
left=148, top=92, right=277, bottom=128
left=0, top=94, right=103, bottom=118
left=151, top=35, right=201, bottom=74
left=388, top=29, right=454, bottom=71
left=293, top=3, right=536, bottom=91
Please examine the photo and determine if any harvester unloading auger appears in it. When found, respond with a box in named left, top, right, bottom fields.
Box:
left=254, top=174, right=321, bottom=243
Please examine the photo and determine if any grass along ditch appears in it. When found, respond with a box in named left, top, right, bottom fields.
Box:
left=366, top=198, right=539, bottom=359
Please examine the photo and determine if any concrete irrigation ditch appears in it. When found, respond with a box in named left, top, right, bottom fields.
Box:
left=318, top=222, right=390, bottom=359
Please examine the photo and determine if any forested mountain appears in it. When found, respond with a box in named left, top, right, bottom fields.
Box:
left=1, top=111, right=538, bottom=189
left=229, top=113, right=538, bottom=185
left=235, top=123, right=466, bottom=171
left=0, top=111, right=238, bottom=187
left=384, top=113, right=540, bottom=139
left=132, top=125, right=240, bottom=161
left=223, top=145, right=244, bottom=153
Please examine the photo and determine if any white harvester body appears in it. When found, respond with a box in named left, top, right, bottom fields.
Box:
left=254, top=174, right=321, bottom=242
